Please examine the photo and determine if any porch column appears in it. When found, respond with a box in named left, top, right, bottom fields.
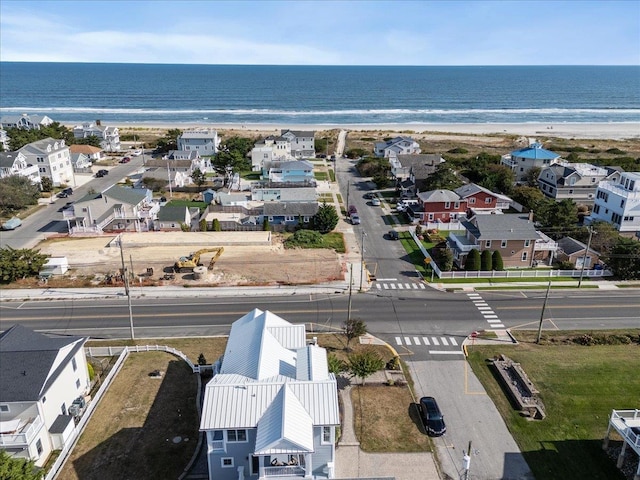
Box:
left=616, top=440, right=627, bottom=468
left=304, top=453, right=312, bottom=478
left=602, top=422, right=612, bottom=449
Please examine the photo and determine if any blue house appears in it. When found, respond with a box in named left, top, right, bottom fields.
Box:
left=263, top=202, right=319, bottom=228
left=200, top=309, right=340, bottom=480
left=263, top=160, right=315, bottom=185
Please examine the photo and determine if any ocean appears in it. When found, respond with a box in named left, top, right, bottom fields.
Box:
left=0, top=63, right=639, bottom=126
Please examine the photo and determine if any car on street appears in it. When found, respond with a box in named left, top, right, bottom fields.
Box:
left=57, top=191, right=69, bottom=198
left=131, top=150, right=142, bottom=156
left=371, top=196, right=381, bottom=206
left=388, top=229, right=399, bottom=240
left=120, top=157, right=131, bottom=163
left=419, top=396, right=446, bottom=436
left=96, top=169, right=109, bottom=177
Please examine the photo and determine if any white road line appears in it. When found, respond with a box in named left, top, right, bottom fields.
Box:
left=477, top=306, right=492, bottom=310
left=431, top=337, right=440, bottom=346
left=429, top=351, right=465, bottom=355
left=397, top=284, right=404, bottom=289
left=376, top=284, right=381, bottom=289
left=419, top=284, right=425, bottom=289
left=413, top=336, right=421, bottom=345
left=440, top=337, right=449, bottom=345
left=412, top=284, right=419, bottom=289
left=377, top=278, right=398, bottom=282
left=449, top=338, right=458, bottom=346
left=483, top=314, right=499, bottom=319
left=405, top=283, right=412, bottom=289
left=486, top=319, right=502, bottom=323
left=422, top=337, right=431, bottom=345
left=467, top=294, right=481, bottom=298
left=404, top=336, right=412, bottom=345
left=489, top=324, right=505, bottom=328
left=383, top=284, right=389, bottom=289
left=473, top=300, right=487, bottom=304
left=481, top=311, right=496, bottom=315
left=390, top=284, right=397, bottom=289
left=395, top=337, right=402, bottom=345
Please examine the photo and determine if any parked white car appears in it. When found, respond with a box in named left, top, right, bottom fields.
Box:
left=131, top=150, right=142, bottom=156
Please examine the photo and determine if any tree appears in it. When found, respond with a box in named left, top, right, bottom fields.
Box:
left=327, top=353, right=346, bottom=375
left=347, top=348, right=385, bottom=385
left=537, top=199, right=579, bottom=239
left=510, top=186, right=546, bottom=213
left=574, top=221, right=620, bottom=258
left=0, top=450, right=44, bottom=480
left=481, top=249, right=493, bottom=271
left=344, top=317, right=367, bottom=351
left=197, top=353, right=207, bottom=365
left=154, top=128, right=182, bottom=153
left=525, top=167, right=542, bottom=187
left=212, top=218, right=221, bottom=231
left=40, top=176, right=53, bottom=193
left=606, top=237, right=640, bottom=280
left=464, top=249, right=481, bottom=271
left=478, top=164, right=515, bottom=195
left=0, top=175, right=41, bottom=214
left=191, top=168, right=206, bottom=188
left=262, top=217, right=270, bottom=231
left=0, top=247, right=49, bottom=284
left=431, top=243, right=453, bottom=271
left=492, top=250, right=504, bottom=271
left=211, top=149, right=247, bottom=176
left=423, top=165, right=463, bottom=191
left=310, top=202, right=339, bottom=234
left=73, top=135, right=102, bottom=147
left=199, top=218, right=208, bottom=232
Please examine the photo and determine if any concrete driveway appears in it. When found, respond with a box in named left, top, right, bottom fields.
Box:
left=407, top=359, right=534, bottom=480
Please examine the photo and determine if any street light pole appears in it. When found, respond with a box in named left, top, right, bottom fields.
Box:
left=536, top=273, right=552, bottom=344
left=578, top=226, right=595, bottom=288
left=118, top=235, right=135, bottom=339
left=359, top=230, right=366, bottom=291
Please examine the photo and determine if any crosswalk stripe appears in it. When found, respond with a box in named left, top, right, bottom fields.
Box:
left=449, top=338, right=458, bottom=346
left=395, top=337, right=402, bottom=345
left=397, top=284, right=404, bottom=289
left=405, top=283, right=412, bottom=289
left=432, top=337, right=440, bottom=346
left=475, top=303, right=489, bottom=307
left=390, top=284, right=396, bottom=289
left=413, top=336, right=421, bottom=345
left=467, top=293, right=481, bottom=297
left=422, top=337, right=430, bottom=345
left=419, top=283, right=425, bottom=289
left=473, top=300, right=487, bottom=303
left=477, top=306, right=492, bottom=310
left=440, top=337, right=449, bottom=346
left=489, top=324, right=505, bottom=328
left=486, top=319, right=502, bottom=323
left=483, top=314, right=499, bottom=319
left=404, top=336, right=411, bottom=345
left=412, top=284, right=419, bottom=289
left=376, top=284, right=381, bottom=289
left=383, top=284, right=389, bottom=289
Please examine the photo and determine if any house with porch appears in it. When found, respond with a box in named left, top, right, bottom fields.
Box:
left=72, top=121, right=121, bottom=152
left=67, top=185, right=157, bottom=234
left=454, top=183, right=512, bottom=214
left=0, top=129, right=10, bottom=150
left=0, top=325, right=89, bottom=468
left=200, top=308, right=339, bottom=480
left=251, top=136, right=292, bottom=171
left=390, top=153, right=444, bottom=195
left=586, top=171, right=640, bottom=235
left=537, top=162, right=622, bottom=206
left=0, top=151, right=41, bottom=184
left=251, top=186, right=317, bottom=203
left=155, top=205, right=194, bottom=231
left=263, top=160, right=315, bottom=185
left=374, top=136, right=421, bottom=158
left=281, top=130, right=315, bottom=159
left=263, top=202, right=319, bottom=229
left=69, top=144, right=103, bottom=162
left=415, top=189, right=466, bottom=226
left=448, top=213, right=551, bottom=268
left=1, top=114, right=54, bottom=130
left=177, top=129, right=220, bottom=156
left=18, top=138, right=74, bottom=187
left=501, top=141, right=561, bottom=183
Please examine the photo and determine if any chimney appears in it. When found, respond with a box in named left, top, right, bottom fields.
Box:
left=528, top=210, right=534, bottom=222
left=96, top=119, right=101, bottom=126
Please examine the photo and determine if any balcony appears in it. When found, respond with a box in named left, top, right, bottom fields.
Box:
left=598, top=181, right=640, bottom=200
left=534, top=231, right=558, bottom=252
left=263, top=464, right=306, bottom=477
left=0, top=416, right=44, bottom=447
left=448, top=233, right=477, bottom=253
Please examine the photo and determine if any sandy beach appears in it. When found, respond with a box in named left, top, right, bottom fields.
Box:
left=115, top=122, right=640, bottom=141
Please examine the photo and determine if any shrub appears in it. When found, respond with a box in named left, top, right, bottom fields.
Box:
left=447, top=147, right=469, bottom=154
left=197, top=353, right=207, bottom=365
left=285, top=230, right=323, bottom=248
left=465, top=249, right=481, bottom=271
left=492, top=250, right=504, bottom=271
left=481, top=250, right=493, bottom=271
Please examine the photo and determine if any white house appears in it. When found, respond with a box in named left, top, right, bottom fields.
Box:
left=18, top=138, right=74, bottom=187
left=69, top=144, right=103, bottom=162
left=251, top=135, right=292, bottom=171
left=587, top=171, right=640, bottom=234
left=0, top=114, right=54, bottom=131
left=72, top=121, right=121, bottom=152
left=537, top=162, right=622, bottom=206
left=0, top=151, right=41, bottom=184
left=374, top=136, right=421, bottom=158
left=178, top=129, right=220, bottom=156
left=0, top=129, right=10, bottom=150
left=200, top=309, right=340, bottom=480
left=0, top=325, right=90, bottom=467
left=501, top=141, right=561, bottom=183
left=281, top=130, right=315, bottom=158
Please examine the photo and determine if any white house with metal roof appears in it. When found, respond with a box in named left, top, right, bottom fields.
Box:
left=18, top=137, right=74, bottom=187
left=0, top=114, right=54, bottom=131
left=281, top=130, right=316, bottom=159
left=374, top=136, right=421, bottom=158
left=200, top=309, right=339, bottom=480
left=177, top=129, right=220, bottom=156
left=501, top=141, right=561, bottom=183
left=0, top=325, right=89, bottom=467
left=0, top=151, right=41, bottom=184
left=72, top=121, right=121, bottom=152
left=587, top=171, right=640, bottom=234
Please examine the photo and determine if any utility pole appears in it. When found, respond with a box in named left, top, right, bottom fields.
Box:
left=463, top=440, right=472, bottom=480
left=359, top=230, right=366, bottom=291
left=347, top=265, right=353, bottom=322
left=118, top=235, right=135, bottom=339
left=578, top=226, right=595, bottom=288
left=536, top=273, right=552, bottom=344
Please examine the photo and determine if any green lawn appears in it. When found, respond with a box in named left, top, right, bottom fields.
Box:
left=283, top=232, right=346, bottom=253
left=315, top=171, right=329, bottom=181
left=328, top=169, right=336, bottom=182
left=467, top=334, right=640, bottom=480
left=165, top=199, right=207, bottom=210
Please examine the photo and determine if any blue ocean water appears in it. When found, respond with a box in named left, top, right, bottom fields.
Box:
left=0, top=63, right=639, bottom=125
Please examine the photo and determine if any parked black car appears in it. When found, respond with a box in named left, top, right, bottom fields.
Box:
left=419, top=396, right=446, bottom=436
left=96, top=169, right=109, bottom=178
left=388, top=230, right=399, bottom=240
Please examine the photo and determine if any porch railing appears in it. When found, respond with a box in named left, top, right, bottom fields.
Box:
left=263, top=465, right=305, bottom=477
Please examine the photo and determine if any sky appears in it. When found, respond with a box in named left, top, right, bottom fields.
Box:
left=1, top=0, right=638, bottom=66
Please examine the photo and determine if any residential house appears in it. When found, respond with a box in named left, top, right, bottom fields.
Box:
left=18, top=137, right=74, bottom=187
left=165, top=149, right=207, bottom=168
left=155, top=205, right=194, bottom=231
left=374, top=136, right=421, bottom=158
left=144, top=157, right=204, bottom=188
left=200, top=308, right=339, bottom=480
left=0, top=151, right=41, bottom=184
left=69, top=144, right=103, bottom=162
left=177, top=129, right=219, bottom=156
left=501, top=141, right=561, bottom=183
left=69, top=152, right=92, bottom=172
left=263, top=160, right=315, bottom=185
left=72, top=121, right=121, bottom=152
left=537, top=162, right=622, bottom=206
left=0, top=325, right=89, bottom=467
left=448, top=213, right=551, bottom=268
left=251, top=136, right=292, bottom=171
left=217, top=192, right=253, bottom=207
left=587, top=171, right=640, bottom=235
left=263, top=202, right=318, bottom=229
left=200, top=204, right=263, bottom=231
left=251, top=186, right=317, bottom=203
left=67, top=185, right=156, bottom=234
left=1, top=113, right=54, bottom=130
left=454, top=183, right=512, bottom=215
left=415, top=189, right=466, bottom=225
left=556, top=237, right=602, bottom=269
left=0, top=129, right=9, bottom=150
left=280, top=130, right=315, bottom=158
left=390, top=153, right=444, bottom=195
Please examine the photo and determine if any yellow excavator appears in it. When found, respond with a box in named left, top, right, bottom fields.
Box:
left=174, top=247, right=224, bottom=273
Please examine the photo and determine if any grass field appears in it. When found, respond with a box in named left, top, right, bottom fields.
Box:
left=466, top=332, right=640, bottom=480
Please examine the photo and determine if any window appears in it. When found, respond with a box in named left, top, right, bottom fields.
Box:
left=61, top=403, right=67, bottom=415
left=521, top=251, right=528, bottom=261
left=621, top=200, right=625, bottom=208
left=0, top=405, right=9, bottom=412
left=428, top=213, right=434, bottom=221
left=468, top=197, right=476, bottom=204
left=444, top=201, right=450, bottom=209
left=501, top=240, right=507, bottom=248
left=322, top=426, right=332, bottom=444
left=221, top=458, right=234, bottom=468
left=593, top=204, right=600, bottom=214
left=227, top=429, right=247, bottom=442
left=36, top=439, right=43, bottom=456
left=485, top=197, right=492, bottom=204
left=485, top=240, right=491, bottom=248
left=72, top=357, right=77, bottom=371
left=524, top=239, right=531, bottom=247
left=568, top=189, right=574, bottom=194
left=76, top=379, right=81, bottom=389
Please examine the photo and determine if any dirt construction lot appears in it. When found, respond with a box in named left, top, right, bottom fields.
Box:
left=39, top=233, right=344, bottom=287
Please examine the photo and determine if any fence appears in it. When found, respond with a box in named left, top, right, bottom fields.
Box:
left=46, top=345, right=198, bottom=480
left=409, top=227, right=612, bottom=280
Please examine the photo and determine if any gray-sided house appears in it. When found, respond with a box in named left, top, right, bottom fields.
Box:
left=280, top=130, right=316, bottom=159
left=0, top=325, right=89, bottom=467
left=556, top=236, right=602, bottom=269
left=263, top=202, right=319, bottom=228
left=155, top=205, right=193, bottom=231
left=200, top=309, right=340, bottom=480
